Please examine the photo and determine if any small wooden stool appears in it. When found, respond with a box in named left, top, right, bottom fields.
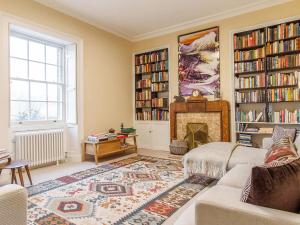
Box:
left=4, top=160, right=33, bottom=187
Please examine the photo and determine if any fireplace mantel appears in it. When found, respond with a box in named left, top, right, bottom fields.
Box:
left=170, top=100, right=230, bottom=142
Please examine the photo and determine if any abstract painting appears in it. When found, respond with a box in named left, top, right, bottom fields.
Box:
left=178, top=27, right=220, bottom=96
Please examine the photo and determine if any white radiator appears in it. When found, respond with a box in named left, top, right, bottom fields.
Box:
left=15, top=129, right=65, bottom=167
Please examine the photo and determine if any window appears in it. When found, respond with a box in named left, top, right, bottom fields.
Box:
left=9, top=27, right=77, bottom=125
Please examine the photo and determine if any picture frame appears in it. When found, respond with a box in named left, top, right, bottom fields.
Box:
left=178, top=27, right=220, bottom=96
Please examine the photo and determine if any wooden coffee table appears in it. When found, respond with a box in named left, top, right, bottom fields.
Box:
left=4, top=160, right=33, bottom=187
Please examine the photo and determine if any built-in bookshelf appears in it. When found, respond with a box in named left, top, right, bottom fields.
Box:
left=135, top=48, right=169, bottom=121
left=233, top=20, right=300, bottom=147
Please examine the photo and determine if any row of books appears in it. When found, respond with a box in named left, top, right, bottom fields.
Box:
left=152, top=98, right=168, bottom=108
left=151, top=83, right=168, bottom=92
left=236, top=110, right=264, bottom=122
left=267, top=53, right=300, bottom=70
left=135, top=61, right=168, bottom=74
left=152, top=72, right=168, bottom=82
left=152, top=109, right=169, bottom=121
left=266, top=37, right=300, bottom=55
left=234, top=47, right=265, bottom=62
left=135, top=50, right=168, bottom=65
left=136, top=90, right=151, bottom=101
left=235, top=90, right=265, bottom=103
left=234, top=59, right=264, bottom=73
left=267, top=88, right=300, bottom=102
left=234, top=30, right=265, bottom=49
left=267, top=22, right=300, bottom=42
left=267, top=71, right=299, bottom=87
left=269, top=109, right=300, bottom=123
left=136, top=100, right=151, bottom=108
left=136, top=111, right=151, bottom=120
left=235, top=74, right=265, bottom=89
left=136, top=79, right=151, bottom=89
left=238, top=133, right=252, bottom=147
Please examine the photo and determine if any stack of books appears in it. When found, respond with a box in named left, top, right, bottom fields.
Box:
left=238, top=133, right=252, bottom=147
left=136, top=90, right=151, bottom=100
left=152, top=72, right=168, bottom=82
left=87, top=133, right=117, bottom=143
left=136, top=79, right=151, bottom=89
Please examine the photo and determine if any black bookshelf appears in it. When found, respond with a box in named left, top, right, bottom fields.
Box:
left=135, top=48, right=169, bottom=121
left=233, top=19, right=300, bottom=147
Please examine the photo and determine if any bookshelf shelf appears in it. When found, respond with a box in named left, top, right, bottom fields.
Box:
left=135, top=48, right=169, bottom=121
left=233, top=19, right=300, bottom=147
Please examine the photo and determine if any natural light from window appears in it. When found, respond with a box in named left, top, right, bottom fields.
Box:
left=10, top=35, right=64, bottom=123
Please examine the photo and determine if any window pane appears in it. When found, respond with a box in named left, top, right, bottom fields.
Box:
left=30, top=82, right=46, bottom=101
left=30, top=102, right=46, bottom=120
left=10, top=80, right=29, bottom=100
left=48, top=84, right=57, bottom=101
left=46, top=65, right=57, bottom=82
left=10, top=58, right=28, bottom=79
left=29, top=41, right=45, bottom=62
left=48, top=102, right=58, bottom=120
left=29, top=61, right=45, bottom=81
left=58, top=103, right=63, bottom=120
left=46, top=46, right=58, bottom=65
left=11, top=101, right=30, bottom=121
left=10, top=36, right=27, bottom=59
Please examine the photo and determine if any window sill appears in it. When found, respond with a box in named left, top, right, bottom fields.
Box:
left=10, top=121, right=66, bottom=132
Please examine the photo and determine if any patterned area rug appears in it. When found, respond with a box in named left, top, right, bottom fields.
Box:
left=27, top=155, right=215, bottom=225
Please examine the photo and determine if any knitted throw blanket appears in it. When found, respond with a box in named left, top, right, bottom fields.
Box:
left=183, top=142, right=238, bottom=179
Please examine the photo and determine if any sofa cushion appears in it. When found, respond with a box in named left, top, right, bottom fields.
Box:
left=218, top=164, right=252, bottom=189
left=264, top=137, right=298, bottom=164
left=241, top=158, right=300, bottom=213
left=227, top=146, right=267, bottom=169
left=272, top=126, right=296, bottom=143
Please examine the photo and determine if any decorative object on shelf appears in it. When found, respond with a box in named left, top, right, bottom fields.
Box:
left=173, top=95, right=185, bottom=102
left=233, top=19, right=300, bottom=147
left=169, top=139, right=188, bottom=155
left=135, top=48, right=169, bottom=121
left=178, top=27, right=220, bottom=96
left=108, top=128, right=115, bottom=133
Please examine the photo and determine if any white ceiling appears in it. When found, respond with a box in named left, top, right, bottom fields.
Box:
left=34, top=0, right=290, bottom=41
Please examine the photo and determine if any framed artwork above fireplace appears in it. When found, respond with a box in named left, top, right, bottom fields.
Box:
left=178, top=27, right=220, bottom=97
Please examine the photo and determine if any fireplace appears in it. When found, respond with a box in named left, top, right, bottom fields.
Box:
left=170, top=99, right=230, bottom=142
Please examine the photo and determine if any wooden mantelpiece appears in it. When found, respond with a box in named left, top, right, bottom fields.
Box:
left=170, top=100, right=230, bottom=142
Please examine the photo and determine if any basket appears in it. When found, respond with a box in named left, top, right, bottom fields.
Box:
left=169, top=140, right=188, bottom=155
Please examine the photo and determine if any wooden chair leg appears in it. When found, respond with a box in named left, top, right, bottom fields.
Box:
left=25, top=165, right=33, bottom=185
left=17, top=168, right=24, bottom=187
left=11, top=168, right=16, bottom=184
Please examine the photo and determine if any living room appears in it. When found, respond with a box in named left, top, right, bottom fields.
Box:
left=0, top=0, right=299, bottom=225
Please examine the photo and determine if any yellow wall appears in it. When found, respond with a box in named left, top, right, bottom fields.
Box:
left=132, top=0, right=300, bottom=140
left=0, top=0, right=133, bottom=149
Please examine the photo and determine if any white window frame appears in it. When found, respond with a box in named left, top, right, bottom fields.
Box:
left=9, top=32, right=66, bottom=126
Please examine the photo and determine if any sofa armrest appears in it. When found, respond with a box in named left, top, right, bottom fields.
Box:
left=0, top=184, right=28, bottom=225
left=196, top=200, right=300, bottom=225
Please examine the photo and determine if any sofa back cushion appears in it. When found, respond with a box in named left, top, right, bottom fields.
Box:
left=272, top=126, right=296, bottom=143
left=241, top=158, right=300, bottom=213
left=264, top=137, right=298, bottom=164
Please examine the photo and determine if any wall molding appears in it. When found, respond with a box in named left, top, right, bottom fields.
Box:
left=35, top=0, right=292, bottom=42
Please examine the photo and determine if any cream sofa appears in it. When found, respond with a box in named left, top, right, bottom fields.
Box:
left=0, top=184, right=27, bottom=225
left=175, top=137, right=300, bottom=225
